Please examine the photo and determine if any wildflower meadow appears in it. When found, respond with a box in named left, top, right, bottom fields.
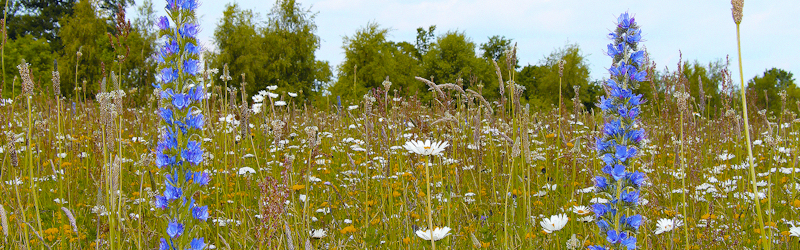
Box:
left=1, top=0, right=800, bottom=249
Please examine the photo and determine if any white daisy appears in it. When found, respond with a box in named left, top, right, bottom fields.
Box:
left=288, top=92, right=297, bottom=97
left=415, top=227, right=451, bottom=241
left=572, top=205, right=591, bottom=215
left=654, top=218, right=683, bottom=235
left=237, top=167, right=256, bottom=175
left=540, top=214, right=568, bottom=233
left=275, top=101, right=287, bottom=106
left=403, top=140, right=449, bottom=156
left=310, top=229, right=327, bottom=239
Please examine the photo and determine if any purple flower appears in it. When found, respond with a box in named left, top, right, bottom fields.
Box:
left=179, top=23, right=200, bottom=39
left=193, top=171, right=211, bottom=186
left=621, top=190, right=640, bottom=204
left=188, top=238, right=206, bottom=250
left=172, top=93, right=190, bottom=110
left=181, top=140, right=203, bottom=166
left=614, top=145, right=636, bottom=163
left=183, top=59, right=200, bottom=76
left=594, top=176, right=609, bottom=191
left=159, top=238, right=169, bottom=250
left=192, top=205, right=209, bottom=221
left=159, top=108, right=173, bottom=124
left=617, top=12, right=635, bottom=29
left=607, top=43, right=624, bottom=57
left=166, top=220, right=184, bottom=238
left=186, top=42, right=200, bottom=55
left=155, top=195, right=168, bottom=209
left=626, top=171, right=647, bottom=188
left=606, top=230, right=626, bottom=244
left=186, top=112, right=204, bottom=130
left=160, top=68, right=178, bottom=84
left=181, top=0, right=198, bottom=11
left=164, top=180, right=182, bottom=201
left=157, top=16, right=170, bottom=30
left=631, top=50, right=646, bottom=66
left=630, top=70, right=647, bottom=82
left=627, top=29, right=642, bottom=44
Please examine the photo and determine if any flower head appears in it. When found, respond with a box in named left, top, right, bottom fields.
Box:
left=403, top=140, right=449, bottom=156
left=540, top=214, right=569, bottom=233
left=415, top=227, right=451, bottom=241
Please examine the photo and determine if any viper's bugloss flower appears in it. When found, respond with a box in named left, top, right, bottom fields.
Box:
left=166, top=220, right=184, bottom=238
left=157, top=16, right=170, bottom=30
left=590, top=11, right=647, bottom=250
left=179, top=23, right=200, bottom=39
left=155, top=0, right=209, bottom=248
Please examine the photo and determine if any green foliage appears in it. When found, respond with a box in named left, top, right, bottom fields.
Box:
left=4, top=0, right=77, bottom=52
left=414, top=25, right=435, bottom=60
left=210, top=0, right=332, bottom=101
left=1, top=34, right=54, bottom=95
left=682, top=60, right=727, bottom=116
left=747, top=68, right=798, bottom=114
left=57, top=0, right=113, bottom=98
left=422, top=30, right=495, bottom=98
left=329, top=22, right=421, bottom=103
left=516, top=43, right=598, bottom=110
left=480, top=35, right=512, bottom=62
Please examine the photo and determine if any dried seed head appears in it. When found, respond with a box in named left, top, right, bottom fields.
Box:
left=382, top=76, right=392, bottom=90
left=305, top=126, right=319, bottom=148
left=61, top=207, right=78, bottom=234
left=284, top=222, right=295, bottom=250
left=674, top=91, right=690, bottom=113
left=558, top=59, right=566, bottom=78
left=511, top=136, right=521, bottom=158
left=52, top=70, right=61, bottom=97
left=111, top=156, right=121, bottom=191
left=731, top=0, right=744, bottom=24
left=305, top=238, right=314, bottom=250
left=17, top=59, right=34, bottom=96
left=0, top=204, right=7, bottom=237
left=5, top=132, right=18, bottom=167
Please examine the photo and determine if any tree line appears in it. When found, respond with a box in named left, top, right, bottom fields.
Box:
left=0, top=0, right=795, bottom=115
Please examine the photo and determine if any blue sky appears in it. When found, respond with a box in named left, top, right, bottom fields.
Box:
left=135, top=0, right=800, bottom=83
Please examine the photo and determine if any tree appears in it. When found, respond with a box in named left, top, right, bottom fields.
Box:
left=211, top=0, right=331, bottom=100
left=4, top=0, right=77, bottom=52
left=2, top=34, right=55, bottom=95
left=329, top=22, right=421, bottom=102
left=262, top=0, right=331, bottom=99
left=421, top=30, right=494, bottom=98
left=681, top=60, right=726, bottom=116
left=516, top=43, right=598, bottom=110
left=480, top=35, right=512, bottom=62
left=414, top=25, right=435, bottom=60
left=57, top=0, right=113, bottom=98
left=747, top=68, right=798, bottom=113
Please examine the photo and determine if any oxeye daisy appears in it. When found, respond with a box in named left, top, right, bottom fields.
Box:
left=540, top=214, right=569, bottom=234
left=403, top=140, right=449, bottom=156
left=415, top=227, right=452, bottom=241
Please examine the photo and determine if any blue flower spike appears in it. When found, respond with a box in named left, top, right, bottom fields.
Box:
left=589, top=11, right=648, bottom=250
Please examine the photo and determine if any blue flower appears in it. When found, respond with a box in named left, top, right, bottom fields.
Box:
left=594, top=176, right=608, bottom=191
left=166, top=220, right=184, bottom=238
left=156, top=150, right=176, bottom=168
left=626, top=171, right=647, bottom=188
left=621, top=190, right=640, bottom=204
left=189, top=86, right=205, bottom=101
left=617, top=12, right=634, bottom=29
left=622, top=235, right=637, bottom=249
left=192, top=205, right=209, bottom=221
left=606, top=230, right=626, bottom=244
left=614, top=145, right=636, bottom=163
left=182, top=140, right=204, bottom=166
left=188, top=238, right=206, bottom=250
left=159, top=238, right=169, bottom=250
left=186, top=42, right=200, bottom=55
left=592, top=204, right=608, bottom=218
left=185, top=112, right=204, bottom=130
left=183, top=59, right=200, bottom=76
left=631, top=50, right=646, bottom=66
left=607, top=43, right=624, bottom=57
left=630, top=70, right=647, bottom=82
left=626, top=214, right=643, bottom=230
left=611, top=164, right=626, bottom=181
left=164, top=180, right=183, bottom=201
left=193, top=171, right=210, bottom=186
left=172, top=93, right=190, bottom=110
left=627, top=29, right=642, bottom=44
left=155, top=195, right=168, bottom=209
left=159, top=108, right=174, bottom=124
left=596, top=219, right=611, bottom=231
left=179, top=23, right=200, bottom=39
left=160, top=68, right=178, bottom=84
left=603, top=119, right=623, bottom=137
left=157, top=16, right=170, bottom=30
left=588, top=246, right=607, bottom=250
left=599, top=96, right=615, bottom=111
left=181, top=0, right=198, bottom=11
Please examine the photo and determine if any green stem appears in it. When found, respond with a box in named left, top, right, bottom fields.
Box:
left=736, top=23, right=769, bottom=250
